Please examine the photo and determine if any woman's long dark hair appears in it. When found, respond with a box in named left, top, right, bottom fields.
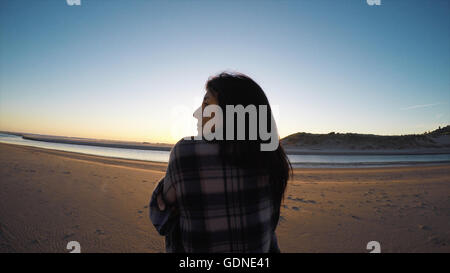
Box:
left=205, top=72, right=292, bottom=205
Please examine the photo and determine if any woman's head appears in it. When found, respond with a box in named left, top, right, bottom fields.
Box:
left=195, top=72, right=292, bottom=203
left=194, top=72, right=278, bottom=146
left=206, top=72, right=271, bottom=113
left=193, top=88, right=219, bottom=133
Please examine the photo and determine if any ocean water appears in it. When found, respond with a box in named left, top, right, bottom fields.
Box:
left=0, top=133, right=169, bottom=163
left=1, top=133, right=449, bottom=168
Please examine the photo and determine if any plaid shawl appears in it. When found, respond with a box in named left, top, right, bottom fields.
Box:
left=149, top=139, right=281, bottom=253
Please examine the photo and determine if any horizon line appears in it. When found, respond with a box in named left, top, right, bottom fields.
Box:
left=1, top=125, right=448, bottom=145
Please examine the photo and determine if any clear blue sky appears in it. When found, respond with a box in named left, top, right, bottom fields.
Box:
left=1, top=0, right=449, bottom=143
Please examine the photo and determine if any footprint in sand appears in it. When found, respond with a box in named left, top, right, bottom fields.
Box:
left=63, top=233, right=75, bottom=239
left=418, top=225, right=431, bottom=231
left=291, top=197, right=317, bottom=204
left=95, top=229, right=106, bottom=235
left=428, top=235, right=449, bottom=246
left=302, top=198, right=316, bottom=204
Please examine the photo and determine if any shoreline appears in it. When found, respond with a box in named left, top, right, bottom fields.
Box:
left=284, top=147, right=450, bottom=155
left=23, top=135, right=450, bottom=155
left=0, top=143, right=168, bottom=172
left=2, top=131, right=450, bottom=156
left=21, top=134, right=172, bottom=151
left=2, top=142, right=449, bottom=170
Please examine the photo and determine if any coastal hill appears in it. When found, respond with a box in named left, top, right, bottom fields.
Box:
left=281, top=125, right=450, bottom=155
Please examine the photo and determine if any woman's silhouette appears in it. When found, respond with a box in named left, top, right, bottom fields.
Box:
left=150, top=72, right=292, bottom=252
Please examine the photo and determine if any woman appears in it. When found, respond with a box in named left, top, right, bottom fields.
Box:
left=149, top=72, right=292, bottom=253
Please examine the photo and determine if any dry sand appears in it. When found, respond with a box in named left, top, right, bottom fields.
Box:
left=0, top=143, right=449, bottom=253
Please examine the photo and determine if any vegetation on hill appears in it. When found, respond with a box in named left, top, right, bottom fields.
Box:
left=281, top=125, right=450, bottom=150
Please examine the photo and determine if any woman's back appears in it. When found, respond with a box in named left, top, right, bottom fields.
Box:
left=164, top=139, right=279, bottom=253
left=150, top=72, right=289, bottom=253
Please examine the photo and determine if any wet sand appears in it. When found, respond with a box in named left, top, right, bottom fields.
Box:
left=0, top=143, right=449, bottom=252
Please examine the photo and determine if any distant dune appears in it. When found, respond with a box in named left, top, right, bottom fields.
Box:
left=8, top=133, right=173, bottom=151
left=281, top=125, right=450, bottom=155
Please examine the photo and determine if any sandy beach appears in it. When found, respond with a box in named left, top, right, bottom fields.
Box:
left=0, top=142, right=449, bottom=253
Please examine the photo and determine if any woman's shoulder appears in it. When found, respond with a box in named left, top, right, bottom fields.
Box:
left=171, top=137, right=203, bottom=151
left=170, top=137, right=220, bottom=159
